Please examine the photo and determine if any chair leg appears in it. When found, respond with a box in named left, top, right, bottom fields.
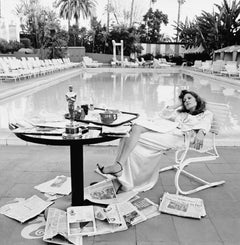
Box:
left=159, top=163, right=225, bottom=195
left=159, top=165, right=178, bottom=172
left=175, top=167, right=225, bottom=195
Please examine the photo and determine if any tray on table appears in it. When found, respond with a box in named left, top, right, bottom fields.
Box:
left=9, top=123, right=88, bottom=136
left=70, top=107, right=139, bottom=127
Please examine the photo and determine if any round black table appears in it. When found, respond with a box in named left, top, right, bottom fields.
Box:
left=13, top=130, right=119, bottom=206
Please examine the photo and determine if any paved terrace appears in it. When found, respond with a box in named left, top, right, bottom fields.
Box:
left=1, top=66, right=240, bottom=245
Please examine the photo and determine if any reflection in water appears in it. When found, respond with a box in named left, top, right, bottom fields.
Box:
left=1, top=71, right=240, bottom=137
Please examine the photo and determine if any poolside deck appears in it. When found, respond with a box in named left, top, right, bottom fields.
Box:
left=1, top=66, right=240, bottom=245
left=1, top=145, right=240, bottom=245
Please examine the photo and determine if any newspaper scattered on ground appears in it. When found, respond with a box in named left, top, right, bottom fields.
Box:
left=117, top=201, right=146, bottom=227
left=91, top=204, right=128, bottom=235
left=67, top=206, right=97, bottom=236
left=34, top=175, right=71, bottom=196
left=0, top=195, right=53, bottom=223
left=44, top=208, right=82, bottom=245
left=84, top=179, right=138, bottom=205
left=129, top=195, right=160, bottom=219
left=159, top=192, right=206, bottom=219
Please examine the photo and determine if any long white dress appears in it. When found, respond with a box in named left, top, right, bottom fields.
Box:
left=117, top=109, right=213, bottom=192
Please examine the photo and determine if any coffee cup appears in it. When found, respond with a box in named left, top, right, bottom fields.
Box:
left=99, top=110, right=118, bottom=124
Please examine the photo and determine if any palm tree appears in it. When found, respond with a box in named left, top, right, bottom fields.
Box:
left=176, top=0, right=185, bottom=42
left=130, top=0, right=134, bottom=27
left=54, top=0, right=96, bottom=30
left=149, top=0, right=157, bottom=9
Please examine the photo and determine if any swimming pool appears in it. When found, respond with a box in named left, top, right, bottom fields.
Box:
left=1, top=70, right=240, bottom=144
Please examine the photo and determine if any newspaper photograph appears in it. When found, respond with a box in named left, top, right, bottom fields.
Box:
left=43, top=208, right=82, bottom=245
left=84, top=179, right=137, bottom=205
left=129, top=195, right=160, bottom=219
left=159, top=192, right=206, bottom=219
left=67, top=206, right=96, bottom=236
left=117, top=201, right=146, bottom=227
left=34, top=175, right=71, bottom=195
left=92, top=204, right=128, bottom=236
left=0, top=195, right=53, bottom=223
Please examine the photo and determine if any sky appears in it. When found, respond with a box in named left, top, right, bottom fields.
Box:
left=2, top=0, right=224, bottom=37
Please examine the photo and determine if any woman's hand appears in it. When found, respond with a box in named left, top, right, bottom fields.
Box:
left=190, top=130, right=205, bottom=150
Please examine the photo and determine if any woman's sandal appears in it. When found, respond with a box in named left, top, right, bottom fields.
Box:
left=97, top=161, right=123, bottom=177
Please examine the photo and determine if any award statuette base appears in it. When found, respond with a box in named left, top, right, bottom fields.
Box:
left=62, top=122, right=82, bottom=139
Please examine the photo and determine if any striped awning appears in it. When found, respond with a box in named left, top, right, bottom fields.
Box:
left=184, top=44, right=204, bottom=54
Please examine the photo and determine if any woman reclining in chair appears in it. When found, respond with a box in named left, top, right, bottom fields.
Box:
left=97, top=90, right=213, bottom=192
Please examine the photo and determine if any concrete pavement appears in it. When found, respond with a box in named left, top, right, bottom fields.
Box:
left=1, top=145, right=240, bottom=245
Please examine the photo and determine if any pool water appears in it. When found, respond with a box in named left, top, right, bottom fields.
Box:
left=1, top=71, right=240, bottom=142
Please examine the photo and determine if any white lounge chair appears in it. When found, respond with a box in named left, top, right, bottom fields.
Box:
left=152, top=58, right=171, bottom=68
left=0, top=59, right=26, bottom=82
left=199, top=60, right=212, bottom=72
left=159, top=58, right=176, bottom=66
left=123, top=58, right=138, bottom=68
left=210, top=60, right=225, bottom=74
left=192, top=60, right=202, bottom=70
left=159, top=102, right=229, bottom=195
left=82, top=56, right=103, bottom=68
left=221, top=64, right=239, bottom=77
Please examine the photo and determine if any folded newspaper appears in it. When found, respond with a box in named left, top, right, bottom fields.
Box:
left=84, top=179, right=137, bottom=205
left=67, top=206, right=97, bottom=237
left=117, top=201, right=146, bottom=227
left=129, top=195, right=160, bottom=219
left=92, top=204, right=128, bottom=235
left=159, top=192, right=206, bottom=219
left=43, top=208, right=82, bottom=245
left=101, top=125, right=131, bottom=137
left=34, top=175, right=71, bottom=196
left=0, top=195, right=53, bottom=223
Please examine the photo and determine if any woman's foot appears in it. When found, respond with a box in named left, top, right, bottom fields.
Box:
left=97, top=161, right=123, bottom=177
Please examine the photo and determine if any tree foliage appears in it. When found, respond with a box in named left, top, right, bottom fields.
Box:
left=141, top=8, right=168, bottom=43
left=54, top=0, right=96, bottom=28
left=177, top=0, right=240, bottom=56
left=16, top=0, right=68, bottom=58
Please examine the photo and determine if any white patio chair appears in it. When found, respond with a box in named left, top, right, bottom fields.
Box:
left=159, top=102, right=229, bottom=195
left=199, top=60, right=212, bottom=72
left=152, top=58, right=171, bottom=68
left=220, top=64, right=239, bottom=77
left=82, top=56, right=103, bottom=68
left=192, top=60, right=202, bottom=70
left=0, top=59, right=23, bottom=82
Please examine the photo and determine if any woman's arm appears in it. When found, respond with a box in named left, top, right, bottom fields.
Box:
left=190, top=110, right=213, bottom=150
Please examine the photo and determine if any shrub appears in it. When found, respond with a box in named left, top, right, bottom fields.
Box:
left=170, top=55, right=183, bottom=65
left=0, top=38, right=9, bottom=53
left=139, top=53, right=154, bottom=61
left=8, top=40, right=24, bottom=53
left=20, top=38, right=31, bottom=48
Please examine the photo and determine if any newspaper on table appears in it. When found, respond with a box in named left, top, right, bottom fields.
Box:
left=34, top=175, right=71, bottom=196
left=159, top=192, right=206, bottom=219
left=84, top=179, right=138, bottom=205
left=117, top=201, right=146, bottom=228
left=67, top=206, right=97, bottom=237
left=93, top=204, right=128, bottom=235
left=43, top=208, right=82, bottom=245
left=0, top=195, right=53, bottom=223
left=101, top=125, right=131, bottom=137
left=129, top=195, right=160, bottom=219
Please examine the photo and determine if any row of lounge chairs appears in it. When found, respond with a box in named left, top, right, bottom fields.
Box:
left=191, top=60, right=240, bottom=77
left=0, top=57, right=79, bottom=82
left=110, top=57, right=176, bottom=68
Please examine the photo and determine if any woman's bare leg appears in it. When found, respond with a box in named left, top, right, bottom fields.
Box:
left=100, top=124, right=149, bottom=176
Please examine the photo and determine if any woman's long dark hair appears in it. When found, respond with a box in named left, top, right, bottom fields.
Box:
left=177, top=90, right=206, bottom=115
